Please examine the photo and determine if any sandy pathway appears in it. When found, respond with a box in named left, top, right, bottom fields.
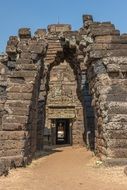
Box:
left=0, top=147, right=127, bottom=190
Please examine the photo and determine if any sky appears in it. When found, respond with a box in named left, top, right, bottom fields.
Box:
left=0, top=0, right=127, bottom=52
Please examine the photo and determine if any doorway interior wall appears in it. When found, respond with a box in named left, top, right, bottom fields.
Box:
left=55, top=118, right=71, bottom=145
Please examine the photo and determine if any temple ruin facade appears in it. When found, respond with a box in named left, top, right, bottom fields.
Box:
left=0, top=15, right=127, bottom=175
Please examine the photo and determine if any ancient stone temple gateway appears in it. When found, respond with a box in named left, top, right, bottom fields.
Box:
left=0, top=14, right=127, bottom=175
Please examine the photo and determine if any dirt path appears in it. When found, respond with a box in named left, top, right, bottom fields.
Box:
left=0, top=147, right=127, bottom=190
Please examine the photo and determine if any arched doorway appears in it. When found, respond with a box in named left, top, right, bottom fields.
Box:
left=42, top=59, right=84, bottom=148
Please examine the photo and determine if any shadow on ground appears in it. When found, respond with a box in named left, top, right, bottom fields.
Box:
left=34, top=144, right=71, bottom=160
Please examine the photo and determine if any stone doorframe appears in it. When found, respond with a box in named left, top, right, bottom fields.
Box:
left=43, top=104, right=80, bottom=147
left=50, top=118, right=73, bottom=146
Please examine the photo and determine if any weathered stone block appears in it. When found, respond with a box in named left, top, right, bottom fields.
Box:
left=7, top=61, right=16, bottom=69
left=2, top=115, right=28, bottom=124
left=31, top=53, right=39, bottom=61
left=107, top=130, right=127, bottom=139
left=11, top=70, right=37, bottom=78
left=16, top=64, right=38, bottom=71
left=106, top=122, right=127, bottom=130
left=0, top=140, right=26, bottom=150
left=0, top=131, right=29, bottom=140
left=90, top=49, right=127, bottom=59
left=9, top=77, right=25, bottom=84
left=6, top=45, right=17, bottom=54
left=2, top=123, right=27, bottom=131
left=35, top=29, right=46, bottom=38
left=16, top=58, right=33, bottom=65
left=29, top=43, right=45, bottom=54
left=0, top=149, right=25, bottom=157
left=1, top=155, right=29, bottom=168
left=7, top=83, right=33, bottom=93
left=0, top=160, right=8, bottom=176
left=20, top=52, right=32, bottom=59
left=5, top=106, right=29, bottom=116
left=107, top=148, right=127, bottom=158
left=95, top=35, right=116, bottom=43
left=18, top=28, right=31, bottom=39
left=108, top=102, right=127, bottom=114
left=48, top=24, right=71, bottom=33
left=7, top=36, right=19, bottom=46
left=5, top=100, right=31, bottom=108
left=107, top=139, right=127, bottom=148
left=91, top=29, right=120, bottom=37
left=108, top=114, right=127, bottom=122
left=107, top=94, right=127, bottom=102
left=7, top=93, right=32, bottom=100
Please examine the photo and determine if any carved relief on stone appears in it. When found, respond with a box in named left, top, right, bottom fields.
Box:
left=48, top=108, right=76, bottom=119
left=47, top=60, right=78, bottom=106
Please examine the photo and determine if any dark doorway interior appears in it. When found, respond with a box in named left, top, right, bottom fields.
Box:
left=56, top=119, right=70, bottom=145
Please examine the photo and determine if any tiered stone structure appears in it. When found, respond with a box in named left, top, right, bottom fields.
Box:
left=0, top=15, right=127, bottom=175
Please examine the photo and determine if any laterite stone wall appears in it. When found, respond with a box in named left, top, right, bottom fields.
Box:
left=0, top=15, right=127, bottom=175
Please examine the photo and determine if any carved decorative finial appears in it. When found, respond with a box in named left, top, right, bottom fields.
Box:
left=18, top=28, right=31, bottom=39
left=82, top=15, right=93, bottom=27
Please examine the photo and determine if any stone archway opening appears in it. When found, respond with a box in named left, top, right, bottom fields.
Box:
left=35, top=29, right=96, bottom=151
left=38, top=46, right=84, bottom=146
left=42, top=57, right=85, bottom=148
